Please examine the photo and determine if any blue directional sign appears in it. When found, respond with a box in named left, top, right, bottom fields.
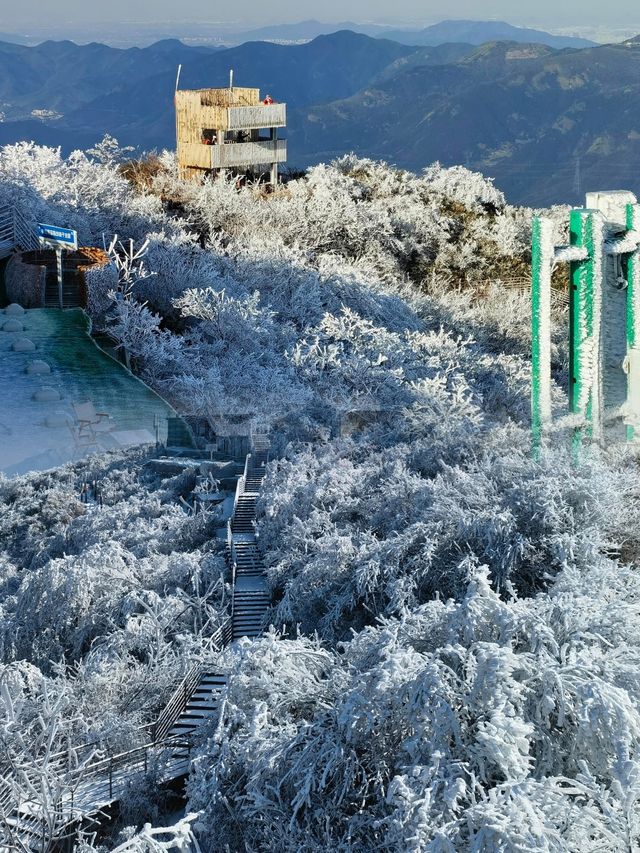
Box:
left=37, top=223, right=78, bottom=251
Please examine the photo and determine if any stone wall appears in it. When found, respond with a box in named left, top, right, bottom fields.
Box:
left=4, top=253, right=45, bottom=308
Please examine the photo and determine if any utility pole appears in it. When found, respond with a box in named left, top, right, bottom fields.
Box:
left=573, top=154, right=582, bottom=200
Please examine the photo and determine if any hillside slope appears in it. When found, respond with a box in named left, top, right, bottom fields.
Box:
left=1, top=143, right=640, bottom=850
left=290, top=37, right=640, bottom=205
left=0, top=32, right=417, bottom=152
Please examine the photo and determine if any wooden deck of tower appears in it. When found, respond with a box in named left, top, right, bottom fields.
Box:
left=175, top=86, right=287, bottom=184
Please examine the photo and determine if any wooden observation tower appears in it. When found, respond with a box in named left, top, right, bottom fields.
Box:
left=175, top=80, right=287, bottom=184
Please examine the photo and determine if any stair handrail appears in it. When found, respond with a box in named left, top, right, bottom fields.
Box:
left=13, top=207, right=39, bottom=252
left=228, top=453, right=255, bottom=617
left=13, top=207, right=40, bottom=252
left=0, top=204, right=39, bottom=253
left=152, top=618, right=232, bottom=743
left=0, top=206, right=13, bottom=247
left=233, top=454, right=250, bottom=514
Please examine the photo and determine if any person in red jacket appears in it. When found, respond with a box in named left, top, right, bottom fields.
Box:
left=263, top=94, right=273, bottom=105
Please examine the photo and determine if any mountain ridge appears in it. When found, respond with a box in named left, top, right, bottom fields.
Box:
left=379, top=19, right=595, bottom=49
left=1, top=30, right=640, bottom=205
left=289, top=35, right=640, bottom=204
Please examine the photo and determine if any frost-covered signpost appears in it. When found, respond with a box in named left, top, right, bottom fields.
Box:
left=532, top=191, right=640, bottom=452
left=37, top=222, right=78, bottom=310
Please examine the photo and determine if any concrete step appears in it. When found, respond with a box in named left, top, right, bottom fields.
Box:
left=235, top=591, right=268, bottom=596
left=189, top=691, right=223, bottom=702
left=190, top=683, right=224, bottom=694
left=179, top=708, right=220, bottom=720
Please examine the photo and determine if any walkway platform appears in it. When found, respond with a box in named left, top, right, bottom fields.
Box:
left=0, top=307, right=177, bottom=476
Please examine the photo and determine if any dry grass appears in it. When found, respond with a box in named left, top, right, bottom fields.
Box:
left=119, top=155, right=166, bottom=193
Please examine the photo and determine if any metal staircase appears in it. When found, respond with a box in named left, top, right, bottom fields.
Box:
left=0, top=204, right=39, bottom=258
left=230, top=451, right=270, bottom=639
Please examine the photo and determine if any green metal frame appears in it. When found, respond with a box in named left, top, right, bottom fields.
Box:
left=626, top=203, right=640, bottom=439
left=569, top=209, right=602, bottom=447
left=532, top=200, right=640, bottom=454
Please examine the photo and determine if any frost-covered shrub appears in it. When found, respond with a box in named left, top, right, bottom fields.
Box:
left=0, top=141, right=172, bottom=246
left=0, top=450, right=230, bottom=754
left=85, top=261, right=118, bottom=324
left=190, top=552, right=640, bottom=851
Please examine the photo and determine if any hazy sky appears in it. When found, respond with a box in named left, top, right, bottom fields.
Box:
left=1, top=0, right=639, bottom=28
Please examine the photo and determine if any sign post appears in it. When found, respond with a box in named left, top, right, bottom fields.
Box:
left=55, top=248, right=63, bottom=309
left=37, top=224, right=78, bottom=310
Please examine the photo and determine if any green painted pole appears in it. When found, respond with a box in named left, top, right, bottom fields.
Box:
left=569, top=208, right=604, bottom=450
left=626, top=203, right=640, bottom=440
left=531, top=217, right=554, bottom=454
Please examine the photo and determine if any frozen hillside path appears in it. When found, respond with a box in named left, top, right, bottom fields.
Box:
left=2, top=448, right=272, bottom=852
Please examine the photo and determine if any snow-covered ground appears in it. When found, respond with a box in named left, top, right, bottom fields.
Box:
left=0, top=306, right=175, bottom=476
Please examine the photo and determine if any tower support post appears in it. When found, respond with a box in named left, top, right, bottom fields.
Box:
left=569, top=208, right=605, bottom=447
left=626, top=203, right=640, bottom=438
left=531, top=217, right=554, bottom=452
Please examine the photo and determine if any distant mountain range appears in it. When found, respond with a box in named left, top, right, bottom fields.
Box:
left=234, top=19, right=594, bottom=49
left=228, top=19, right=388, bottom=43
left=0, top=31, right=30, bottom=45
left=0, top=18, right=594, bottom=50
left=379, top=20, right=594, bottom=49
left=0, top=33, right=415, bottom=151
left=1, top=28, right=640, bottom=206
